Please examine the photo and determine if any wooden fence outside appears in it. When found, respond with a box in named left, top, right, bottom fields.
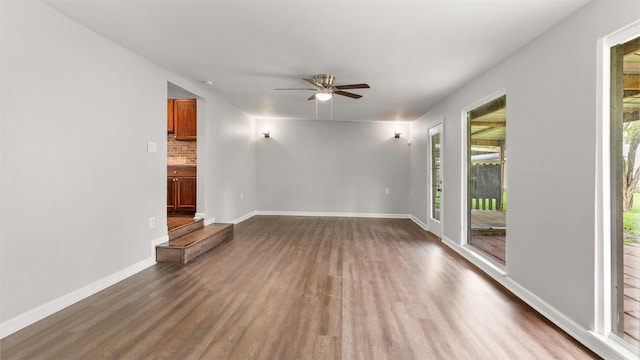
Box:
left=470, top=163, right=502, bottom=210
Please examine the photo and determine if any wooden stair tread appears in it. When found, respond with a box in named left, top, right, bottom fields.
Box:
left=165, top=223, right=232, bottom=248
left=168, top=218, right=204, bottom=241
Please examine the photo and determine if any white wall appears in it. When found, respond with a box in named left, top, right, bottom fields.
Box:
left=256, top=119, right=410, bottom=216
left=205, top=96, right=256, bottom=224
left=0, top=1, right=256, bottom=333
left=409, top=0, right=640, bottom=358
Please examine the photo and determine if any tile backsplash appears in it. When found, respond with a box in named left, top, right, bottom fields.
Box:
left=167, top=133, right=197, bottom=165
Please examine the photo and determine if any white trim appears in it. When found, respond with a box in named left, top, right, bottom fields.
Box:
left=194, top=212, right=206, bottom=220
left=152, top=234, right=168, bottom=247
left=590, top=332, right=640, bottom=360
left=410, top=215, right=429, bottom=232
left=255, top=210, right=411, bottom=219
left=204, top=217, right=216, bottom=226
left=441, top=235, right=632, bottom=360
left=595, top=33, right=613, bottom=341
left=231, top=211, right=257, bottom=224
left=0, top=256, right=156, bottom=339
left=442, top=236, right=506, bottom=277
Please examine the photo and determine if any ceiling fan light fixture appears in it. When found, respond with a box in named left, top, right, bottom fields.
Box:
left=316, top=92, right=332, bottom=101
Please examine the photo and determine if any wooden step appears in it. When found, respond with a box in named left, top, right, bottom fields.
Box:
left=168, top=218, right=204, bottom=241
left=156, top=223, right=234, bottom=264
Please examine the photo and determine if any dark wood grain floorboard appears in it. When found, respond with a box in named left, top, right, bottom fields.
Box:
left=1, top=216, right=598, bottom=359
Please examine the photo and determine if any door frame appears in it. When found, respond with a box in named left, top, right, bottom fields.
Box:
left=596, top=20, right=640, bottom=357
left=428, top=122, right=444, bottom=238
left=460, top=88, right=506, bottom=250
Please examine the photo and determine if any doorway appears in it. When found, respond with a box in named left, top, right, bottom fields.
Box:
left=610, top=36, right=640, bottom=348
left=167, top=83, right=198, bottom=231
left=466, top=94, right=507, bottom=265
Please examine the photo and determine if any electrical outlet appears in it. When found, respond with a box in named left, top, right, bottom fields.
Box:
left=240, top=193, right=244, bottom=200
left=147, top=141, right=157, bottom=153
left=385, top=188, right=390, bottom=194
left=149, top=217, right=155, bottom=228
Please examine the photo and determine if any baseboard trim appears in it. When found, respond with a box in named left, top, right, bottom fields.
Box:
left=255, top=210, right=411, bottom=219
left=441, top=235, right=631, bottom=360
left=410, top=216, right=429, bottom=231
left=231, top=211, right=257, bottom=225
left=0, top=252, right=157, bottom=339
left=152, top=234, right=169, bottom=247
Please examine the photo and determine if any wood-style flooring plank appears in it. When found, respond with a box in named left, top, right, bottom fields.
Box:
left=1, top=216, right=598, bottom=359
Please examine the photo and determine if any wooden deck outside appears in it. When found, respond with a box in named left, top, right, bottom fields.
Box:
left=469, top=210, right=640, bottom=346
left=471, top=209, right=506, bottom=230
left=624, top=242, right=640, bottom=346
left=470, top=210, right=506, bottom=264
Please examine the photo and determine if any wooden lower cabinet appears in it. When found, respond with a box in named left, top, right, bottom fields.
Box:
left=167, top=166, right=196, bottom=214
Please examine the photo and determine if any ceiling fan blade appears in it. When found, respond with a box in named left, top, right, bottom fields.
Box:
left=335, top=90, right=362, bottom=99
left=307, top=93, right=317, bottom=101
left=335, top=83, right=370, bottom=90
left=275, top=88, right=317, bottom=91
left=303, top=78, right=323, bottom=88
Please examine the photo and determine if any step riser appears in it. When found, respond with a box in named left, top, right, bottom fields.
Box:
left=157, top=225, right=234, bottom=264
left=168, top=219, right=204, bottom=241
left=182, top=228, right=233, bottom=264
left=155, top=247, right=184, bottom=263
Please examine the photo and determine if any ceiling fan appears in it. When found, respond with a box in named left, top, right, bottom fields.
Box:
left=276, top=74, right=370, bottom=101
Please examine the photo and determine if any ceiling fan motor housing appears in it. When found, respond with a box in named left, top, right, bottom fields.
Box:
left=314, top=74, right=335, bottom=87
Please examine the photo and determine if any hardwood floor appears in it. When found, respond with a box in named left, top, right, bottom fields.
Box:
left=1, top=216, right=598, bottom=359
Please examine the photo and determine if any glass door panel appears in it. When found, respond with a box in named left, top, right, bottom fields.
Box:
left=431, top=129, right=442, bottom=221
left=467, top=95, right=507, bottom=265
left=428, top=123, right=443, bottom=238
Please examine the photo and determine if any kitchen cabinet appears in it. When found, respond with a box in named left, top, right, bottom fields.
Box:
left=167, top=98, right=196, bottom=140
left=167, top=99, right=175, bottom=133
left=167, top=166, right=196, bottom=214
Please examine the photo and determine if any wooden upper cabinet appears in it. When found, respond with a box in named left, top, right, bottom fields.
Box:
left=167, top=99, right=175, bottom=133
left=173, top=99, right=197, bottom=140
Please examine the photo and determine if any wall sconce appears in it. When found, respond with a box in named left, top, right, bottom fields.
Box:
left=394, top=130, right=402, bottom=138
left=262, top=130, right=270, bottom=138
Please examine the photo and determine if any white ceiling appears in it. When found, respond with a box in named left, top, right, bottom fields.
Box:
left=46, top=0, right=591, bottom=122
